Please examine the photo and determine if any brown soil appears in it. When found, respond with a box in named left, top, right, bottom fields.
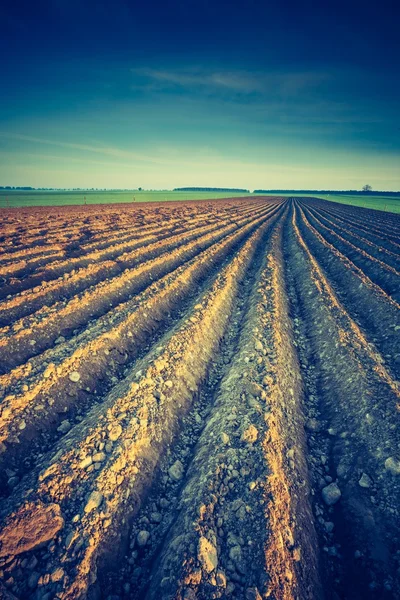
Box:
left=0, top=196, right=398, bottom=600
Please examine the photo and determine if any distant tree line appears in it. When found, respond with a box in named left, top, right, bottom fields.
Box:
left=174, top=187, right=250, bottom=193
left=0, top=186, right=36, bottom=190
left=0, top=187, right=143, bottom=192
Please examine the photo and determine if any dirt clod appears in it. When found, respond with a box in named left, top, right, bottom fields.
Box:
left=241, top=424, right=258, bottom=443
left=0, top=502, right=64, bottom=558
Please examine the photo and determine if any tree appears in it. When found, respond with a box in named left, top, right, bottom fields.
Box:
left=362, top=184, right=372, bottom=193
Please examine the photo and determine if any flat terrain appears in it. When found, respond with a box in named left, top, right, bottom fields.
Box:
left=0, top=191, right=253, bottom=208
left=0, top=196, right=399, bottom=600
left=1, top=191, right=399, bottom=214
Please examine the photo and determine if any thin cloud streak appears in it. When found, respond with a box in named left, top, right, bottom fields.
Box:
left=0, top=132, right=292, bottom=171
left=131, top=67, right=330, bottom=97
left=0, top=133, right=174, bottom=166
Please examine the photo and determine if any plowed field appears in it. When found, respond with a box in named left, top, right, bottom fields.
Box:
left=0, top=196, right=399, bottom=600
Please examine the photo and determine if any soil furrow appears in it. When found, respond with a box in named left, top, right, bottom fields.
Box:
left=0, top=212, right=233, bottom=302
left=310, top=200, right=400, bottom=239
left=0, top=203, right=273, bottom=309
left=0, top=216, right=274, bottom=600
left=284, top=204, right=400, bottom=599
left=310, top=204, right=400, bottom=253
left=295, top=204, right=400, bottom=379
left=290, top=209, right=399, bottom=398
left=0, top=206, right=283, bottom=495
left=0, top=206, right=278, bottom=373
left=131, top=210, right=321, bottom=600
left=0, top=200, right=266, bottom=299
left=300, top=206, right=400, bottom=300
left=304, top=204, right=400, bottom=271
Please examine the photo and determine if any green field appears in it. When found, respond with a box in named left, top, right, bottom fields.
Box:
left=0, top=190, right=399, bottom=213
left=0, top=190, right=253, bottom=208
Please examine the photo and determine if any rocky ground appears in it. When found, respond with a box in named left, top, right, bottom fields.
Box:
left=0, top=196, right=398, bottom=599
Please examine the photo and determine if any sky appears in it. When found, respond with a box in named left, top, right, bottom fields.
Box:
left=1, top=0, right=399, bottom=191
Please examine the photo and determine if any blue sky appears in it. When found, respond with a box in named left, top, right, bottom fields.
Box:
left=1, top=0, right=399, bottom=190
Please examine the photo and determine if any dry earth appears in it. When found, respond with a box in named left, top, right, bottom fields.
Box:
left=0, top=196, right=398, bottom=600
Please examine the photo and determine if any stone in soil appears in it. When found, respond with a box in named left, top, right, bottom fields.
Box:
left=50, top=567, right=64, bottom=583
left=84, top=490, right=103, bottom=513
left=198, top=536, right=218, bottom=573
left=79, top=456, right=93, bottom=469
left=246, top=588, right=262, bottom=600
left=168, top=459, right=184, bottom=481
left=108, top=423, right=123, bottom=441
left=215, top=570, right=227, bottom=587
left=57, top=419, right=71, bottom=434
left=92, top=452, right=106, bottom=462
left=150, top=512, right=162, bottom=523
left=221, top=432, right=230, bottom=445
left=321, top=482, right=341, bottom=506
left=28, top=572, right=41, bottom=589
left=359, top=473, right=373, bottom=488
left=137, top=530, right=150, bottom=547
left=229, top=545, right=245, bottom=573
left=385, top=457, right=400, bottom=475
